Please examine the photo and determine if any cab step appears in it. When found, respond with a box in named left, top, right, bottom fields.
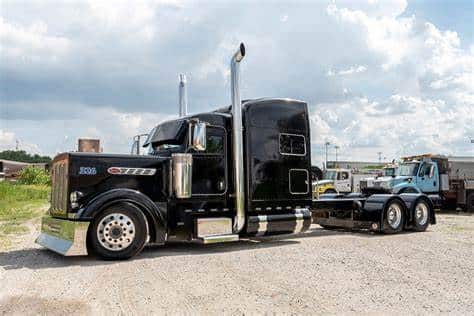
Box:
left=195, top=217, right=238, bottom=244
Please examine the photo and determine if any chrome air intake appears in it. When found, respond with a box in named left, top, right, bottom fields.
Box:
left=231, top=43, right=246, bottom=233
left=179, top=74, right=188, bottom=117
left=172, top=153, right=192, bottom=198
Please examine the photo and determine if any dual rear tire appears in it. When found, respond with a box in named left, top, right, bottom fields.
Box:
left=382, top=199, right=430, bottom=233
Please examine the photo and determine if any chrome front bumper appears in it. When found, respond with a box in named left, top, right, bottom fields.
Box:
left=35, top=215, right=90, bottom=256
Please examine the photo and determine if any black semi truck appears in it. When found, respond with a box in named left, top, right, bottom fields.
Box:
left=36, top=43, right=436, bottom=260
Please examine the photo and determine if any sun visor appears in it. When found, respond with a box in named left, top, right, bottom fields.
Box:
left=143, top=119, right=187, bottom=147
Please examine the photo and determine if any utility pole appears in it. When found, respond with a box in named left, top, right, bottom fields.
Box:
left=15, top=139, right=19, bottom=151
left=335, top=145, right=339, bottom=164
left=325, top=141, right=330, bottom=170
left=377, top=151, right=382, bottom=163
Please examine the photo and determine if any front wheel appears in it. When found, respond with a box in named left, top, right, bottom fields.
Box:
left=88, top=203, right=148, bottom=260
left=383, top=200, right=405, bottom=234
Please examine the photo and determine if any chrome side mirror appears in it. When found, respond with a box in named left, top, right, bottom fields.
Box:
left=429, top=164, right=435, bottom=178
left=190, top=121, right=206, bottom=151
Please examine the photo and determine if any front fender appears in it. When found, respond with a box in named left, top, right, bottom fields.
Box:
left=392, top=183, right=420, bottom=194
left=364, top=194, right=407, bottom=231
left=77, top=189, right=167, bottom=244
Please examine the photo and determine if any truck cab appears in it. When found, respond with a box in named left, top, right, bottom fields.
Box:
left=361, top=159, right=439, bottom=194
left=36, top=44, right=313, bottom=259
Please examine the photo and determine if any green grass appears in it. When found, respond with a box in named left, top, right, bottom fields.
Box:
left=0, top=182, right=50, bottom=250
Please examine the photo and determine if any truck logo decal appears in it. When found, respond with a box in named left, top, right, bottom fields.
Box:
left=107, top=167, right=156, bottom=176
left=79, top=167, right=97, bottom=175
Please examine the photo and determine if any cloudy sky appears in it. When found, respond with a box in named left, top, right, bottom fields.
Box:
left=1, top=0, right=473, bottom=165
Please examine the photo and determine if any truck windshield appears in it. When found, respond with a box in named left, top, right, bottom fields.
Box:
left=148, top=143, right=183, bottom=155
left=384, top=168, right=396, bottom=176
left=397, top=163, right=419, bottom=176
left=324, top=171, right=337, bottom=180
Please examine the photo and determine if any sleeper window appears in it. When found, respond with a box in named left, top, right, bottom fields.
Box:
left=279, top=134, right=306, bottom=156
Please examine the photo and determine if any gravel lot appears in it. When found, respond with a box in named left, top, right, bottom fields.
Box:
left=0, top=213, right=473, bottom=315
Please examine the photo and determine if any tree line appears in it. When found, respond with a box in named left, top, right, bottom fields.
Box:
left=0, top=150, right=52, bottom=163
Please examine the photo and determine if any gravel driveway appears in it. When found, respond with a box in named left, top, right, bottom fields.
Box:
left=0, top=213, right=473, bottom=315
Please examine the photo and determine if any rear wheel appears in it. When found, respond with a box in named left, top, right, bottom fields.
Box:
left=413, top=199, right=430, bottom=231
left=88, top=203, right=148, bottom=260
left=383, top=200, right=405, bottom=234
left=324, top=189, right=337, bottom=194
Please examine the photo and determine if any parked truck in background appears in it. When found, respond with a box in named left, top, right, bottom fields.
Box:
left=36, top=43, right=436, bottom=260
left=313, top=168, right=373, bottom=195
left=361, top=163, right=398, bottom=190
left=360, top=154, right=474, bottom=211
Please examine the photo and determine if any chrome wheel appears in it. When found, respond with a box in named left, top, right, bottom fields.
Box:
left=415, top=202, right=429, bottom=226
left=387, top=203, right=402, bottom=229
left=97, top=213, right=136, bottom=251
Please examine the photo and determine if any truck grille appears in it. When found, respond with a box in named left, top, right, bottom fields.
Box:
left=50, top=159, right=69, bottom=216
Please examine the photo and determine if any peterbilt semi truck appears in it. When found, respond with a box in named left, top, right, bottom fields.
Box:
left=360, top=154, right=474, bottom=211
left=36, top=43, right=436, bottom=260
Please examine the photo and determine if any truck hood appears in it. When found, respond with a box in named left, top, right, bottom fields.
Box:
left=374, top=176, right=411, bottom=188
left=314, top=179, right=334, bottom=186
left=50, top=152, right=170, bottom=218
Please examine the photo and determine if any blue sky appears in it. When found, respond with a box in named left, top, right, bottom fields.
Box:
left=0, top=0, right=473, bottom=165
left=404, top=0, right=473, bottom=45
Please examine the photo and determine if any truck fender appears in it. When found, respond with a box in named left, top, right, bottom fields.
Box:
left=392, top=183, right=420, bottom=194
left=398, top=193, right=436, bottom=225
left=364, top=194, right=408, bottom=231
left=77, top=189, right=167, bottom=244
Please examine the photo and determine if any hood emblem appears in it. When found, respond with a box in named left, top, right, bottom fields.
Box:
left=107, top=167, right=156, bottom=176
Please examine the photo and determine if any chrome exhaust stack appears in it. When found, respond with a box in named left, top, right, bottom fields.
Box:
left=231, top=43, right=246, bottom=233
left=179, top=74, right=188, bottom=117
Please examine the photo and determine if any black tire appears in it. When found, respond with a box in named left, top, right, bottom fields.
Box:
left=87, top=203, right=148, bottom=260
left=382, top=200, right=405, bottom=234
left=413, top=199, right=430, bottom=232
left=325, top=189, right=337, bottom=194
left=467, top=192, right=474, bottom=212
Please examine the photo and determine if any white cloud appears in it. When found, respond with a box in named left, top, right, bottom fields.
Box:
left=0, top=130, right=15, bottom=149
left=327, top=65, right=367, bottom=76
left=0, top=0, right=472, bottom=163
left=0, top=18, right=71, bottom=65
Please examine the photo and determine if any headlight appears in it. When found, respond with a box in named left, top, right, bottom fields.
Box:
left=70, top=191, right=83, bottom=209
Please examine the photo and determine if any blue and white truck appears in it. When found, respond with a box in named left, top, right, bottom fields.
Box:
left=360, top=154, right=474, bottom=211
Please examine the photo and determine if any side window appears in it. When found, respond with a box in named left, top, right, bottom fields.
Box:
left=419, top=163, right=431, bottom=177
left=195, top=127, right=224, bottom=154
left=338, top=172, right=349, bottom=180
left=279, top=133, right=306, bottom=156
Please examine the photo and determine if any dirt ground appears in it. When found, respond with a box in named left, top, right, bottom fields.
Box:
left=0, top=213, right=473, bottom=315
